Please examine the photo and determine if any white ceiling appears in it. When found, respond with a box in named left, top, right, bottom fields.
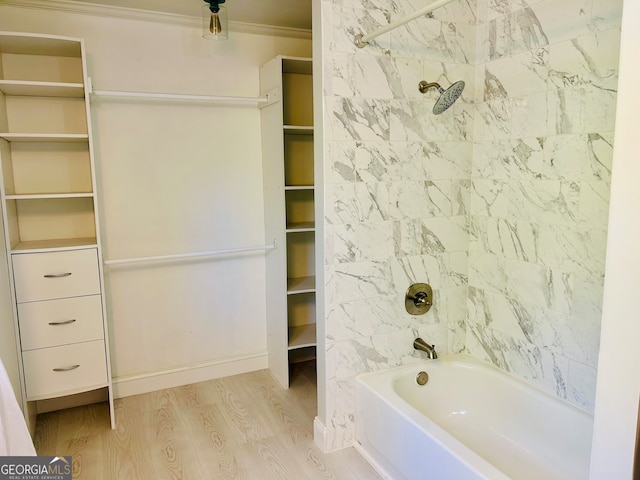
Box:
left=73, top=0, right=312, bottom=30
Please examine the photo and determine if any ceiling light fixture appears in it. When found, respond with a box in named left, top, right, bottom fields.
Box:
left=202, top=0, right=228, bottom=40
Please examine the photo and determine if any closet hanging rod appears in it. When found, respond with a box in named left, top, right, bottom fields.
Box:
left=104, top=242, right=276, bottom=266
left=89, top=80, right=270, bottom=104
left=354, top=0, right=457, bottom=48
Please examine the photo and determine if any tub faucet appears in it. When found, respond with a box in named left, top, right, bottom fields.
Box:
left=414, top=337, right=438, bottom=359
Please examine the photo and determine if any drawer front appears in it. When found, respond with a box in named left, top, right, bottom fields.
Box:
left=18, top=295, right=104, bottom=351
left=12, top=249, right=101, bottom=303
left=22, top=340, right=107, bottom=400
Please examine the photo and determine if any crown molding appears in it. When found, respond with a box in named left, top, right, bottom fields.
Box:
left=0, top=0, right=312, bottom=39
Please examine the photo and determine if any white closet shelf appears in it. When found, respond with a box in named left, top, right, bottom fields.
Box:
left=0, top=80, right=85, bottom=97
left=283, top=125, right=313, bottom=135
left=288, top=324, right=317, bottom=350
left=0, top=32, right=81, bottom=57
left=286, top=221, right=315, bottom=232
left=0, top=133, right=89, bottom=142
left=284, top=185, right=314, bottom=190
left=287, top=276, right=316, bottom=294
left=11, top=237, right=98, bottom=253
left=6, top=193, right=93, bottom=200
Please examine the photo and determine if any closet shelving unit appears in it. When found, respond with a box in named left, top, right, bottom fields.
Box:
left=260, top=56, right=315, bottom=388
left=0, top=31, right=114, bottom=431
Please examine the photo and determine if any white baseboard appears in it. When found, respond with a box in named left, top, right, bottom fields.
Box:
left=313, top=416, right=328, bottom=452
left=112, top=351, right=268, bottom=398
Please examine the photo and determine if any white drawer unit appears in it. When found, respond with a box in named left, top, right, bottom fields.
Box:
left=0, top=32, right=114, bottom=429
left=18, top=295, right=104, bottom=351
left=22, top=340, right=108, bottom=400
left=12, top=248, right=101, bottom=303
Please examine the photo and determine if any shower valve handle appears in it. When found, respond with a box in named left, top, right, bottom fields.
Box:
left=413, top=291, right=432, bottom=308
left=405, top=283, right=433, bottom=315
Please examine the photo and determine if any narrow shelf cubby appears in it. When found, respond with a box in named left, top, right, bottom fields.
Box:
left=285, top=188, right=314, bottom=231
left=286, top=230, right=315, bottom=280
left=3, top=96, right=88, bottom=135
left=287, top=292, right=316, bottom=350
left=282, top=59, right=313, bottom=127
left=284, top=132, right=314, bottom=187
left=6, top=196, right=97, bottom=251
left=2, top=141, right=92, bottom=195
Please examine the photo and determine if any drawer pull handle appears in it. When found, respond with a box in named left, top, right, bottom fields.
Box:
left=44, top=272, right=72, bottom=278
left=48, top=319, right=77, bottom=326
left=53, top=365, right=80, bottom=372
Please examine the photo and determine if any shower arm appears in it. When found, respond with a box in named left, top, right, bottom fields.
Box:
left=418, top=81, right=442, bottom=94
left=354, top=0, right=457, bottom=48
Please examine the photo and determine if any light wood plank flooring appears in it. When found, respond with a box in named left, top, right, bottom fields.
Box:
left=33, top=362, right=381, bottom=479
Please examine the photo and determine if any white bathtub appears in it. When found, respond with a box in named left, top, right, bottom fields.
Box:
left=355, top=355, right=593, bottom=480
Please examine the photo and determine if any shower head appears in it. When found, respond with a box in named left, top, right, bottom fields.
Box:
left=418, top=80, right=465, bottom=115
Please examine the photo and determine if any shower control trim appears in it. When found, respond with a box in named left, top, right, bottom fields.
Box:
left=405, top=283, right=433, bottom=315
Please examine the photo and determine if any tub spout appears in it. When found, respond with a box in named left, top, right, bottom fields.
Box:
left=414, top=337, right=438, bottom=359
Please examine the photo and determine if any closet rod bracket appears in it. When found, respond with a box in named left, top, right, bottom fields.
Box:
left=260, top=88, right=282, bottom=109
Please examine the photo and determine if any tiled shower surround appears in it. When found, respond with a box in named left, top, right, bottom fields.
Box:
left=319, top=0, right=622, bottom=450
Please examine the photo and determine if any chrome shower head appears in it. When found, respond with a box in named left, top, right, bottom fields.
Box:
left=418, top=80, right=465, bottom=115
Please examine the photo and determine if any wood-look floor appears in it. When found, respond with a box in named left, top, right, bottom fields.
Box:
left=33, top=362, right=381, bottom=480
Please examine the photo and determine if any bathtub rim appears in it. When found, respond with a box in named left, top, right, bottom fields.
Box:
left=358, top=353, right=595, bottom=417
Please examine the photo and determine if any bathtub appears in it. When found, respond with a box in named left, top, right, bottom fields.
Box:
left=355, top=355, right=593, bottom=480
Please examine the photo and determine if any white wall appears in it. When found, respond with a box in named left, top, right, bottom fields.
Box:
left=0, top=5, right=311, bottom=395
left=590, top=0, right=640, bottom=477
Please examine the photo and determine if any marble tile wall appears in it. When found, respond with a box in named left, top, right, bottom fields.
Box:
left=320, top=0, right=475, bottom=450
left=468, top=0, right=621, bottom=414
left=319, top=0, right=622, bottom=451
